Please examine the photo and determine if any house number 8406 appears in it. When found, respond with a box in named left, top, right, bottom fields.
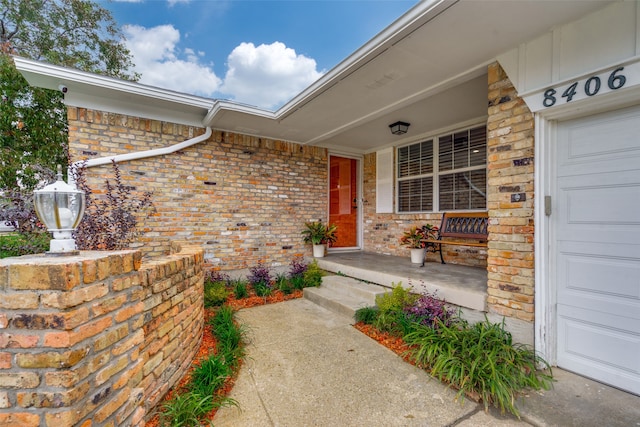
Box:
left=543, top=67, right=627, bottom=107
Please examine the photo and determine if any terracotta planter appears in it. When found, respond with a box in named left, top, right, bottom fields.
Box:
left=313, top=244, right=326, bottom=258
left=410, top=248, right=426, bottom=264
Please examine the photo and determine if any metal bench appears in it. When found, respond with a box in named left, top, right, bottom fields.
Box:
left=421, top=211, right=488, bottom=265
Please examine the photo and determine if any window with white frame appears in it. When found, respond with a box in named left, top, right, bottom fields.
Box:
left=397, top=125, right=486, bottom=212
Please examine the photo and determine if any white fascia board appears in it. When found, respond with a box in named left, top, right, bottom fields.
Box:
left=204, top=99, right=278, bottom=125
left=13, top=57, right=212, bottom=126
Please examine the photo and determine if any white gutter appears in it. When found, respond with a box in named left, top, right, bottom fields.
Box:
left=70, top=126, right=212, bottom=180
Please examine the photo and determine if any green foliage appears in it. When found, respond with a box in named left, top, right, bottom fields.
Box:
left=159, top=306, right=244, bottom=426
left=404, top=317, right=553, bottom=417
left=302, top=259, right=324, bottom=287
left=375, top=282, right=418, bottom=315
left=0, top=232, right=49, bottom=258
left=1, top=0, right=137, bottom=79
left=374, top=310, right=406, bottom=334
left=253, top=281, right=271, bottom=297
left=190, top=355, right=232, bottom=397
left=231, top=279, right=248, bottom=299
left=0, top=54, right=68, bottom=191
left=158, top=392, right=215, bottom=427
left=354, top=306, right=379, bottom=325
left=301, top=221, right=338, bottom=245
left=203, top=281, right=229, bottom=308
left=276, top=273, right=293, bottom=294
left=1, top=0, right=138, bottom=192
left=373, top=283, right=419, bottom=333
left=290, top=275, right=305, bottom=291
left=210, top=306, right=246, bottom=368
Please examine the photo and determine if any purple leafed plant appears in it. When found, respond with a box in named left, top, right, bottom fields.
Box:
left=73, top=160, right=155, bottom=250
left=205, top=269, right=230, bottom=285
left=247, top=261, right=272, bottom=287
left=288, top=256, right=308, bottom=278
left=404, top=292, right=455, bottom=328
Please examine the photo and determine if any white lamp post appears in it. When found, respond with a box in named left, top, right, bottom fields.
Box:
left=33, top=165, right=86, bottom=253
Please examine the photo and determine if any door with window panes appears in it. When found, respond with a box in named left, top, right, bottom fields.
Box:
left=397, top=125, right=486, bottom=212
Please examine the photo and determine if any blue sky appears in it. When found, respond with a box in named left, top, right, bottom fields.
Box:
left=100, top=0, right=419, bottom=109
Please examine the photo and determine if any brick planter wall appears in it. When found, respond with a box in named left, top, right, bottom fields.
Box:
left=68, top=108, right=327, bottom=271
left=0, top=244, right=204, bottom=426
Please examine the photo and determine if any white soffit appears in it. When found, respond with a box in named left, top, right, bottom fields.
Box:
left=205, top=0, right=613, bottom=149
left=14, top=0, right=613, bottom=151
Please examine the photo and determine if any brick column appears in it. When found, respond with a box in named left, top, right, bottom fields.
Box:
left=486, top=62, right=535, bottom=322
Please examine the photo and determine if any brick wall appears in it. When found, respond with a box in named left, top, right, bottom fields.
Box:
left=485, top=62, right=535, bottom=322
left=0, top=244, right=204, bottom=426
left=360, top=62, right=535, bottom=326
left=68, top=107, right=328, bottom=271
left=361, top=152, right=488, bottom=268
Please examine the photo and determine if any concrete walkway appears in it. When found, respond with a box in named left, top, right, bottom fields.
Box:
left=214, top=299, right=530, bottom=426
left=213, top=298, right=640, bottom=427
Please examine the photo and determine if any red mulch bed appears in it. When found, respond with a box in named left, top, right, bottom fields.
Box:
left=225, top=289, right=303, bottom=310
left=353, top=322, right=417, bottom=365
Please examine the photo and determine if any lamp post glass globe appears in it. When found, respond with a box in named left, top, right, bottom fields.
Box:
left=33, top=165, right=86, bottom=253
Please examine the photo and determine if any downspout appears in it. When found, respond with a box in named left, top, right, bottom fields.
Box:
left=74, top=126, right=212, bottom=169
left=69, top=126, right=212, bottom=182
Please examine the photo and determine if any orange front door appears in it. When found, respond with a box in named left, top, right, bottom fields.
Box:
left=329, top=156, right=358, bottom=248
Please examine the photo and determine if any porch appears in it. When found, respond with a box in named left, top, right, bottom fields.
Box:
left=316, top=251, right=487, bottom=313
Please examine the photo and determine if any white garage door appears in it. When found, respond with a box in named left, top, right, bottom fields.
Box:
left=554, top=104, right=640, bottom=396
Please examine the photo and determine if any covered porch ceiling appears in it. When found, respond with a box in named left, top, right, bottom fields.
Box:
left=16, top=0, right=612, bottom=155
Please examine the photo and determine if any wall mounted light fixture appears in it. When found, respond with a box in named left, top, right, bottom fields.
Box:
left=389, top=121, right=410, bottom=135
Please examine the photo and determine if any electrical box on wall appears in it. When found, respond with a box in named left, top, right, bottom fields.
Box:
left=511, top=193, right=526, bottom=203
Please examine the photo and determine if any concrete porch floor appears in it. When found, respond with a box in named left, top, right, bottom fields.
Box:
left=316, top=251, right=487, bottom=312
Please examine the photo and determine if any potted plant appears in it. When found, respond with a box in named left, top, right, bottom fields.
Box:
left=302, top=221, right=338, bottom=257
left=400, top=224, right=438, bottom=264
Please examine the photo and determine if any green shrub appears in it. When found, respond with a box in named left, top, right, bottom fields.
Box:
left=190, top=354, right=232, bottom=397
left=373, top=282, right=418, bottom=333
left=290, top=275, right=305, bottom=290
left=276, top=273, right=294, bottom=294
left=374, top=310, right=407, bottom=334
left=203, top=281, right=229, bottom=307
left=253, top=281, right=271, bottom=297
left=232, top=279, right=248, bottom=299
left=375, top=282, right=418, bottom=314
left=0, top=232, right=50, bottom=258
left=354, top=306, right=379, bottom=324
left=302, top=259, right=324, bottom=287
left=210, top=305, right=246, bottom=366
left=404, top=317, right=553, bottom=417
left=159, top=391, right=215, bottom=427
left=158, top=306, right=244, bottom=426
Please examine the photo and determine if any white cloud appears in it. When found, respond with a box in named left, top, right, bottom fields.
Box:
left=167, top=0, right=189, bottom=6
left=123, top=25, right=323, bottom=110
left=123, top=24, right=222, bottom=97
left=219, top=42, right=323, bottom=110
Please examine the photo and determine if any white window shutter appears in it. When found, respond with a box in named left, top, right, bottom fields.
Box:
left=376, top=148, right=393, bottom=213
